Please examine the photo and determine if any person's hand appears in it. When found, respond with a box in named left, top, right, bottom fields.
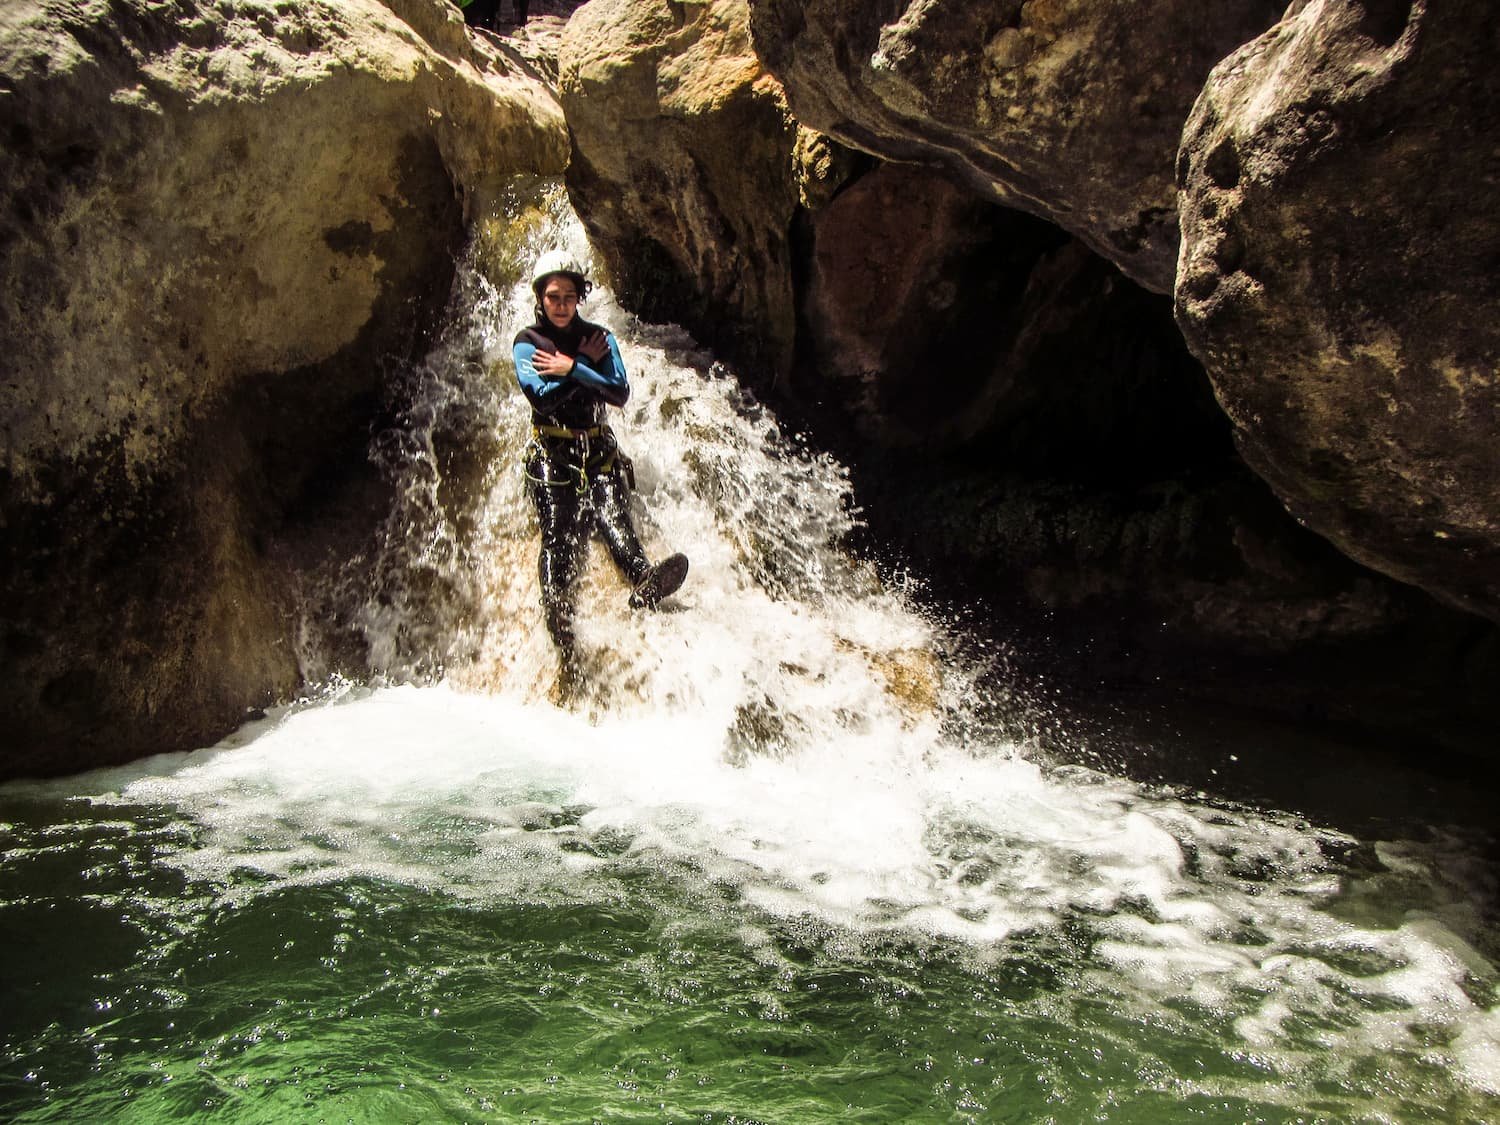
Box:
left=578, top=330, right=609, bottom=364
left=532, top=348, right=575, bottom=379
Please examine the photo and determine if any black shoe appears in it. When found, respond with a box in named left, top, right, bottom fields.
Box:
left=629, top=553, right=689, bottom=609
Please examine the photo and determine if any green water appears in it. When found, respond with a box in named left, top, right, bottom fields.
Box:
left=3, top=784, right=1496, bottom=1124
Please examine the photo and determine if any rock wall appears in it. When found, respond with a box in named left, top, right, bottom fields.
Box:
left=1175, top=0, right=1500, bottom=624
left=747, top=0, right=1288, bottom=294
left=557, top=0, right=851, bottom=380
left=0, top=0, right=567, bottom=778
left=557, top=0, right=1291, bottom=374
left=795, top=161, right=1226, bottom=467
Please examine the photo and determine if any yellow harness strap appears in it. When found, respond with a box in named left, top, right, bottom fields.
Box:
left=533, top=424, right=603, bottom=441
left=527, top=424, right=617, bottom=495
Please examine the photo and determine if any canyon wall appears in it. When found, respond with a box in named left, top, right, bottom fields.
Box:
left=1176, top=0, right=1500, bottom=625
left=5, top=0, right=1497, bottom=775
left=0, top=0, right=567, bottom=776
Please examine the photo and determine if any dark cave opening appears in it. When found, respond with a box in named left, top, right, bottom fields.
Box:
left=767, top=161, right=1500, bottom=776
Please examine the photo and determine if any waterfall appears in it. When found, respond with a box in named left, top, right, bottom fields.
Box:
left=337, top=193, right=955, bottom=750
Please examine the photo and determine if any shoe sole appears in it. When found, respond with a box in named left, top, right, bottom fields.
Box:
left=631, top=553, right=689, bottom=608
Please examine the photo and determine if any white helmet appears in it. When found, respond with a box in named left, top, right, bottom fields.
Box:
left=530, top=249, right=588, bottom=295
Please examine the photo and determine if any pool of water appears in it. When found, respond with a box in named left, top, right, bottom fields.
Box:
left=2, top=686, right=1496, bottom=1123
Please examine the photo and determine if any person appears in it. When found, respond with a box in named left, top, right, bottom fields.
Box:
left=512, top=250, right=689, bottom=675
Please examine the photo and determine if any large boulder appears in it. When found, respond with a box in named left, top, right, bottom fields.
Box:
left=0, top=0, right=567, bottom=778
left=558, top=0, right=849, bottom=380
left=747, top=0, right=1287, bottom=293
left=1175, top=0, right=1500, bottom=623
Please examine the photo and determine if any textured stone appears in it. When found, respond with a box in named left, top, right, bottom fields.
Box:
left=747, top=0, right=1286, bottom=292
left=1175, top=0, right=1500, bottom=623
left=558, top=0, right=834, bottom=379
left=0, top=0, right=567, bottom=777
left=799, top=163, right=1068, bottom=449
left=0, top=0, right=564, bottom=490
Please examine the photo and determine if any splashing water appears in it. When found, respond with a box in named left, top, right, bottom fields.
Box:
left=2, top=194, right=1497, bottom=1122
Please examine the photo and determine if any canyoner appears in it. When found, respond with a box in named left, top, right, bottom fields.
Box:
left=511, top=250, right=689, bottom=692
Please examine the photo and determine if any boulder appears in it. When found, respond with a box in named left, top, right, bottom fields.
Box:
left=747, top=0, right=1287, bottom=293
left=1175, top=0, right=1500, bottom=623
left=0, top=0, right=567, bottom=778
left=558, top=0, right=847, bottom=380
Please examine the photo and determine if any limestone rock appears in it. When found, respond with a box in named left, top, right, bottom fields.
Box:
left=0, top=0, right=564, bottom=490
left=746, top=0, right=1287, bottom=293
left=1175, top=0, right=1500, bottom=623
left=0, top=0, right=567, bottom=777
left=558, top=0, right=828, bottom=378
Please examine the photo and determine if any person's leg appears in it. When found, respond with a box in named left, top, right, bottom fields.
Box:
left=591, top=468, right=651, bottom=588
left=528, top=449, right=587, bottom=653
left=592, top=467, right=689, bottom=608
left=514, top=0, right=529, bottom=24
left=538, top=518, right=582, bottom=651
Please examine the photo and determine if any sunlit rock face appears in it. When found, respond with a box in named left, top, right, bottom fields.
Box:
left=0, top=0, right=567, bottom=777
left=557, top=0, right=851, bottom=380
left=1175, top=0, right=1500, bottom=624
left=747, top=0, right=1286, bottom=294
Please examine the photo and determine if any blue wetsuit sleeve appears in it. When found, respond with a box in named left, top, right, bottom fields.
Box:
left=513, top=339, right=581, bottom=413
left=568, top=332, right=630, bottom=408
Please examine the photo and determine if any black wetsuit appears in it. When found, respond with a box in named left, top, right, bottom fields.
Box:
left=513, top=315, right=651, bottom=654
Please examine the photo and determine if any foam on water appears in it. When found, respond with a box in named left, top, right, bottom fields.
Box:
left=36, top=674, right=1496, bottom=1104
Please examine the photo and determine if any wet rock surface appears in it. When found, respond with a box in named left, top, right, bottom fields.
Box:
left=793, top=162, right=1226, bottom=465
left=746, top=0, right=1287, bottom=293
left=558, top=0, right=828, bottom=379
left=1175, top=0, right=1500, bottom=625
left=0, top=0, right=567, bottom=777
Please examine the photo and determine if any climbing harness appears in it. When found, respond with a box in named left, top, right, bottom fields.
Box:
left=525, top=423, right=635, bottom=496
left=533, top=422, right=602, bottom=442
